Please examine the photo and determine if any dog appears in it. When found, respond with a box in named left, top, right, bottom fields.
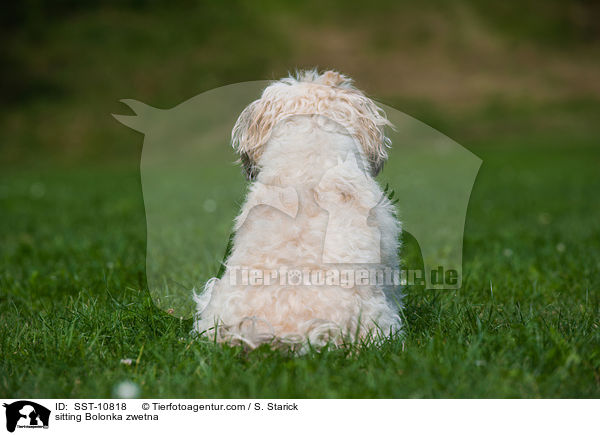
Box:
left=193, top=70, right=402, bottom=349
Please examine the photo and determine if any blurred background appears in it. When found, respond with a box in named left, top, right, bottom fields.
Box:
left=3, top=0, right=600, bottom=309
left=2, top=0, right=600, bottom=293
left=2, top=0, right=599, bottom=166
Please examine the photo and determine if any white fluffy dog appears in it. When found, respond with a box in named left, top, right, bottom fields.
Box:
left=194, top=70, right=402, bottom=348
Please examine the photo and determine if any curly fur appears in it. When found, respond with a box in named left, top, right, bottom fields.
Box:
left=232, top=70, right=392, bottom=178
left=193, top=70, right=402, bottom=350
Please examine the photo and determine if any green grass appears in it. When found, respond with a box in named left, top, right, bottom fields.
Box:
left=1, top=100, right=599, bottom=398
left=1, top=0, right=600, bottom=398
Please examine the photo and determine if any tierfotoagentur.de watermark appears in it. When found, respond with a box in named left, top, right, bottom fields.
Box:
left=228, top=265, right=459, bottom=288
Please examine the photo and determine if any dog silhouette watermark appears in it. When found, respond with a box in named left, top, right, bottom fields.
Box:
left=114, top=80, right=481, bottom=318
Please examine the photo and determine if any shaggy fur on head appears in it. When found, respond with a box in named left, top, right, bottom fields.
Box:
left=193, top=70, right=402, bottom=350
left=232, top=70, right=392, bottom=179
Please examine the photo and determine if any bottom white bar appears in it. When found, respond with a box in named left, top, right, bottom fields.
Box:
left=1, top=399, right=596, bottom=434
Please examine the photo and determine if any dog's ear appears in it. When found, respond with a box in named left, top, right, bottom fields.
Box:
left=343, top=92, right=392, bottom=176
left=239, top=151, right=259, bottom=181
left=232, top=97, right=277, bottom=180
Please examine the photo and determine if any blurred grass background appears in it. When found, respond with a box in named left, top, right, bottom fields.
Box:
left=1, top=0, right=599, bottom=397
left=2, top=0, right=600, bottom=165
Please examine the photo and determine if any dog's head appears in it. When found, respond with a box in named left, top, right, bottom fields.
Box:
left=232, top=70, right=392, bottom=180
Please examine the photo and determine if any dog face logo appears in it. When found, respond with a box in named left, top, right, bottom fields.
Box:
left=3, top=401, right=50, bottom=432
left=114, top=79, right=481, bottom=319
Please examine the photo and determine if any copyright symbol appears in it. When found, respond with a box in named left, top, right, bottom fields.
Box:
left=142, top=403, right=150, bottom=410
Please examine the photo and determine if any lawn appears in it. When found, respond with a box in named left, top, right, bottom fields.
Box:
left=1, top=1, right=599, bottom=398
left=1, top=98, right=599, bottom=398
